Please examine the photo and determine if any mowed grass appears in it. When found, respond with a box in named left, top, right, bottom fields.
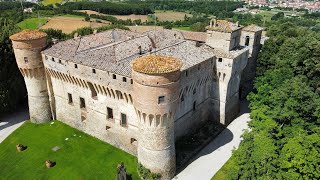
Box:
left=17, top=18, right=48, bottom=30
left=0, top=121, right=138, bottom=180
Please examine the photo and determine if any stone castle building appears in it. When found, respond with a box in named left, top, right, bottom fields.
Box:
left=10, top=20, right=263, bottom=179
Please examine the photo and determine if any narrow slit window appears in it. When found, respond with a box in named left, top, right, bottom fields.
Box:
left=193, top=101, right=196, bottom=111
left=245, top=36, right=250, bottom=46
left=92, top=69, right=96, bottom=74
left=74, top=64, right=78, bottom=68
left=107, top=107, right=113, bottom=119
left=24, top=57, right=28, bottom=63
left=51, top=57, right=55, bottom=62
left=121, top=113, right=127, bottom=127
left=68, top=93, right=73, bottom=104
left=80, top=97, right=86, bottom=109
left=130, top=79, right=133, bottom=84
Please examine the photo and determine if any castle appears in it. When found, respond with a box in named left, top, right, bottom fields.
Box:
left=10, top=20, right=263, bottom=179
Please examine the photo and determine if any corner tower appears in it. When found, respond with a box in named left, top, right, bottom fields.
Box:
left=132, top=56, right=182, bottom=179
left=10, top=30, right=51, bottom=123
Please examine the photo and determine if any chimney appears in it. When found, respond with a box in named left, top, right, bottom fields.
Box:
left=213, top=19, right=217, bottom=27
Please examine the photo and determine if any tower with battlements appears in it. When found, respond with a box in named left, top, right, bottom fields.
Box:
left=132, top=56, right=182, bottom=178
left=10, top=30, right=51, bottom=123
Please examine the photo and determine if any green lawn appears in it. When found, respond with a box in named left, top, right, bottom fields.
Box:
left=17, top=18, right=48, bottom=30
left=0, top=121, right=139, bottom=180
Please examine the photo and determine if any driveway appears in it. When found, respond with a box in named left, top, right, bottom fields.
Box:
left=0, top=107, right=29, bottom=143
left=174, top=101, right=251, bottom=180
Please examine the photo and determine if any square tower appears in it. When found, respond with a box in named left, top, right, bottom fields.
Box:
left=206, top=19, right=242, bottom=51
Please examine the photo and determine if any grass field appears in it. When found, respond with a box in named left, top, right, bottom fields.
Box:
left=0, top=121, right=139, bottom=180
left=42, top=0, right=62, bottom=6
left=17, top=18, right=48, bottom=30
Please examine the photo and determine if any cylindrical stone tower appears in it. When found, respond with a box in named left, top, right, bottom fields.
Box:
left=10, top=30, right=51, bottom=123
left=132, top=55, right=182, bottom=179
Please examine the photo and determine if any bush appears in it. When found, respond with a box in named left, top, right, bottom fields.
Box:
left=137, top=163, right=161, bottom=180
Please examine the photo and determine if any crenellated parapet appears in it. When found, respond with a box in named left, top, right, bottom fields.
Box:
left=132, top=55, right=182, bottom=179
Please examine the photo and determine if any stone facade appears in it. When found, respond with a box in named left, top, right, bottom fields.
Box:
left=10, top=21, right=263, bottom=179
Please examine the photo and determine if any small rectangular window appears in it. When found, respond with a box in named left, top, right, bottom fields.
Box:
left=68, top=93, right=73, bottom=104
left=113, top=74, right=116, bottom=79
left=24, top=57, right=28, bottom=63
left=158, top=96, right=165, bottom=104
left=218, top=58, right=222, bottom=62
left=185, top=70, right=188, bottom=77
left=51, top=57, right=55, bottom=62
left=121, top=113, right=127, bottom=127
left=92, top=69, right=96, bottom=74
left=106, top=126, right=111, bottom=130
left=130, top=79, right=133, bottom=84
left=107, top=107, right=113, bottom=119
left=74, top=64, right=78, bottom=68
left=123, top=77, right=127, bottom=82
left=80, top=97, right=85, bottom=109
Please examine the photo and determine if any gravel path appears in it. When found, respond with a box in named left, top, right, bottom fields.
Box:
left=174, top=101, right=251, bottom=180
left=0, top=107, right=29, bottom=143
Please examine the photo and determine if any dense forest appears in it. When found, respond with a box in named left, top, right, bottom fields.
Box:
left=0, top=10, right=26, bottom=113
left=222, top=21, right=320, bottom=179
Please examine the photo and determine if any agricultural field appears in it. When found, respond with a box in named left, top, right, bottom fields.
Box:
left=40, top=16, right=111, bottom=34
left=0, top=121, right=139, bottom=179
left=41, top=0, right=63, bottom=6
left=154, top=11, right=192, bottom=22
left=17, top=18, right=48, bottom=30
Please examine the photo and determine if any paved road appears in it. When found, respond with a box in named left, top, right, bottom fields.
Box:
left=0, top=107, right=29, bottom=143
left=174, top=101, right=251, bottom=180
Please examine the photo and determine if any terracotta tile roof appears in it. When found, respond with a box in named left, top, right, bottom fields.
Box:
left=178, top=30, right=207, bottom=42
left=132, top=55, right=182, bottom=74
left=43, top=29, right=215, bottom=77
left=242, top=25, right=264, bottom=32
left=10, top=30, right=47, bottom=41
left=207, top=20, right=242, bottom=33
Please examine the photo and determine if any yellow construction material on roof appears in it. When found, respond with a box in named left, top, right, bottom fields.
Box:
left=10, top=30, right=47, bottom=41
left=132, top=55, right=182, bottom=74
